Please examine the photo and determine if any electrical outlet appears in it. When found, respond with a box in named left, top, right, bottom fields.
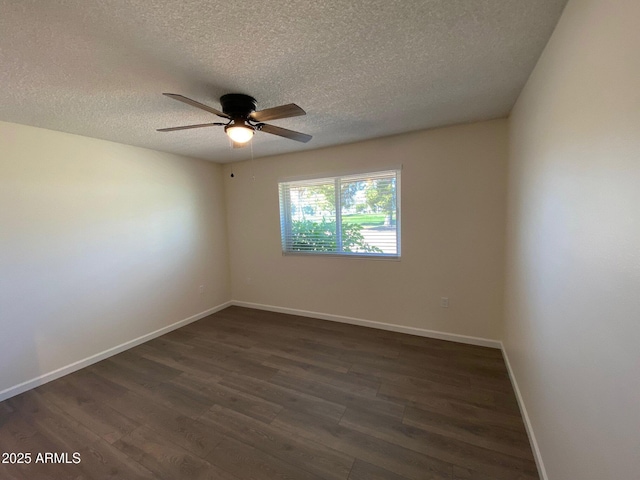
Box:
left=199, top=285, right=205, bottom=294
left=440, top=297, right=449, bottom=308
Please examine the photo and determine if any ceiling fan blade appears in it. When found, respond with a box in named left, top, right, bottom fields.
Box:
left=250, top=103, right=306, bottom=122
left=157, top=122, right=225, bottom=132
left=259, top=123, right=312, bottom=143
left=163, top=93, right=229, bottom=119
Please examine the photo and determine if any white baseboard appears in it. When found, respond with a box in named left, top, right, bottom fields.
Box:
left=231, top=300, right=501, bottom=349
left=0, top=301, right=232, bottom=403
left=501, top=344, right=547, bottom=480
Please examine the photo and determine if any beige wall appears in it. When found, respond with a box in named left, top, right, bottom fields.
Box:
left=0, top=121, right=231, bottom=396
left=224, top=120, right=508, bottom=340
left=505, top=0, right=640, bottom=478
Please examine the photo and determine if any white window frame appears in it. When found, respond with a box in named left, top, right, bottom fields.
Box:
left=278, top=168, right=401, bottom=259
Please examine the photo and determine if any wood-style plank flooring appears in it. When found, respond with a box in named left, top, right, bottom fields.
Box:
left=0, top=306, right=539, bottom=479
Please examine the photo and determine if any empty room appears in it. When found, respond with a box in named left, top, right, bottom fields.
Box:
left=1, top=1, right=638, bottom=479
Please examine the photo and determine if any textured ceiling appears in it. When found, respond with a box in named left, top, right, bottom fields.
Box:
left=0, top=0, right=567, bottom=163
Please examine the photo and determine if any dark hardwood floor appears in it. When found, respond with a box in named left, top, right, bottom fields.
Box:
left=0, top=306, right=538, bottom=479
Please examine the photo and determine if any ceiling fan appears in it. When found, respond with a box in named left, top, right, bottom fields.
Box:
left=157, top=93, right=312, bottom=147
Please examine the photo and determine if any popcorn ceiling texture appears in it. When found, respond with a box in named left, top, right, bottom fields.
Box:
left=0, top=0, right=567, bottom=163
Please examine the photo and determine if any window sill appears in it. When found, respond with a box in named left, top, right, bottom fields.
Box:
left=282, top=251, right=401, bottom=261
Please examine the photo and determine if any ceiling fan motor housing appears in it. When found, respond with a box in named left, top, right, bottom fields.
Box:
left=220, top=94, right=257, bottom=120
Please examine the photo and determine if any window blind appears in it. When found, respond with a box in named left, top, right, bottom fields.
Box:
left=279, top=169, right=400, bottom=257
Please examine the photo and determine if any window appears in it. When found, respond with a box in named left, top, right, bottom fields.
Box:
left=279, top=169, right=400, bottom=257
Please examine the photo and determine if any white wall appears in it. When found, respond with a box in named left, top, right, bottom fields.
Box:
left=505, top=0, right=640, bottom=478
left=224, top=120, right=508, bottom=341
left=0, top=121, right=231, bottom=397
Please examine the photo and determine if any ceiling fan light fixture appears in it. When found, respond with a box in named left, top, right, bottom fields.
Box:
left=225, top=122, right=255, bottom=144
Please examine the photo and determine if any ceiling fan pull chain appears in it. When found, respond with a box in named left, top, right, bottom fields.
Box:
left=250, top=139, right=256, bottom=182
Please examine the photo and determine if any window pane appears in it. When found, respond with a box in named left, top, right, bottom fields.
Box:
left=340, top=174, right=397, bottom=254
left=285, top=181, right=338, bottom=252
